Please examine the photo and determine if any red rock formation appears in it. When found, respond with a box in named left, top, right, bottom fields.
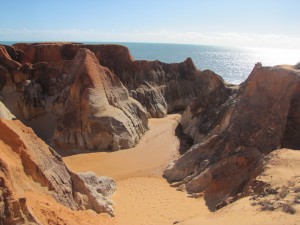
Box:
left=0, top=43, right=148, bottom=151
left=164, top=63, right=300, bottom=209
left=0, top=110, right=116, bottom=224
left=9, top=43, right=219, bottom=118
left=54, top=48, right=148, bottom=150
left=1, top=42, right=224, bottom=151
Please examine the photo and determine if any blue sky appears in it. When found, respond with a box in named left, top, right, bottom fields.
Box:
left=1, top=0, right=299, bottom=48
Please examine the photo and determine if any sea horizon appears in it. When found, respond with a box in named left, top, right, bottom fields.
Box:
left=1, top=41, right=299, bottom=84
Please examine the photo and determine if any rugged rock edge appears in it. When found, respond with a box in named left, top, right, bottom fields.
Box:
left=164, top=63, right=300, bottom=210
left=0, top=105, right=116, bottom=225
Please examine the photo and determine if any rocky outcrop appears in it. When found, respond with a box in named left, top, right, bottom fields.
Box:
left=70, top=172, right=116, bottom=215
left=164, top=63, right=300, bottom=209
left=0, top=42, right=227, bottom=151
left=8, top=43, right=222, bottom=118
left=53, top=48, right=148, bottom=150
left=112, top=57, right=205, bottom=116
left=0, top=44, right=148, bottom=151
left=0, top=108, right=116, bottom=224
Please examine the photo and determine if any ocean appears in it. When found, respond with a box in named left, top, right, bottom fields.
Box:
left=1, top=41, right=299, bottom=84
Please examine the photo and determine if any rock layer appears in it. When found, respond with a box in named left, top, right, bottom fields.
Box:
left=0, top=43, right=148, bottom=151
left=0, top=110, right=116, bottom=224
left=164, top=63, right=300, bottom=209
left=0, top=42, right=226, bottom=151
left=53, top=48, right=148, bottom=150
left=7, top=43, right=222, bottom=118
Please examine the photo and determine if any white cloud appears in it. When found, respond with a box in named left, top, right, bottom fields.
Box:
left=1, top=28, right=300, bottom=49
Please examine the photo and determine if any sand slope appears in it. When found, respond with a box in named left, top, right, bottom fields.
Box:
left=64, top=114, right=210, bottom=224
left=64, top=114, right=182, bottom=179
left=64, top=116, right=300, bottom=225
left=179, top=148, right=300, bottom=225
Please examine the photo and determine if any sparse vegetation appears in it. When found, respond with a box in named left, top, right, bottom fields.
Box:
left=293, top=195, right=300, bottom=204
left=295, top=61, right=300, bottom=69
left=282, top=204, right=296, bottom=215
left=294, top=186, right=300, bottom=193
left=250, top=176, right=300, bottom=215
left=259, top=200, right=276, bottom=211
left=279, top=186, right=289, bottom=198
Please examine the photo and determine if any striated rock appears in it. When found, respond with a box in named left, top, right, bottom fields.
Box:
left=0, top=45, right=21, bottom=70
left=1, top=44, right=148, bottom=151
left=0, top=42, right=225, bottom=151
left=164, top=63, right=300, bottom=209
left=0, top=106, right=116, bottom=224
left=9, top=43, right=224, bottom=118
left=131, top=82, right=167, bottom=118
left=53, top=48, right=148, bottom=150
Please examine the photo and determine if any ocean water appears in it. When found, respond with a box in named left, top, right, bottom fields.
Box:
left=1, top=41, right=299, bottom=84
left=113, top=43, right=299, bottom=84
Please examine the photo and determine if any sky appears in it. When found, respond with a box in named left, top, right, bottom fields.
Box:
left=0, top=0, right=299, bottom=49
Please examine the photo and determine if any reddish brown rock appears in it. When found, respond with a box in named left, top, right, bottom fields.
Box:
left=53, top=48, right=148, bottom=150
left=0, top=111, right=116, bottom=224
left=0, top=45, right=21, bottom=70
left=9, top=42, right=221, bottom=118
left=0, top=44, right=148, bottom=151
left=1, top=42, right=224, bottom=151
left=164, top=63, right=300, bottom=209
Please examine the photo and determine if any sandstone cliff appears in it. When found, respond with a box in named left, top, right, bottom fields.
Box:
left=10, top=42, right=222, bottom=118
left=0, top=104, right=116, bottom=224
left=0, top=42, right=226, bottom=151
left=0, top=43, right=148, bottom=151
left=164, top=63, right=300, bottom=209
left=53, top=48, right=148, bottom=150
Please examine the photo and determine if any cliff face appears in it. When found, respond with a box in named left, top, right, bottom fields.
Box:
left=164, top=63, right=300, bottom=209
left=0, top=42, right=226, bottom=151
left=0, top=107, right=116, bottom=224
left=10, top=42, right=223, bottom=117
left=0, top=43, right=148, bottom=151
left=53, top=48, right=148, bottom=150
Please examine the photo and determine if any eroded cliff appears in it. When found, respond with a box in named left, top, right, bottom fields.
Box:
left=0, top=104, right=116, bottom=225
left=0, top=43, right=149, bottom=151
left=8, top=42, right=221, bottom=117
left=164, top=63, right=300, bottom=209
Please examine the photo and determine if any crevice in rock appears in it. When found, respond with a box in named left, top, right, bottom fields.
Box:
left=175, top=123, right=193, bottom=155
left=282, top=85, right=300, bottom=150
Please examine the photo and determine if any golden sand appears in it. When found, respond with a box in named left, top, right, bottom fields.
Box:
left=63, top=115, right=300, bottom=225
left=64, top=114, right=210, bottom=224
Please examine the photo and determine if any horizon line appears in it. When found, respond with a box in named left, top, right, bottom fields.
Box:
left=1, top=40, right=300, bottom=51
